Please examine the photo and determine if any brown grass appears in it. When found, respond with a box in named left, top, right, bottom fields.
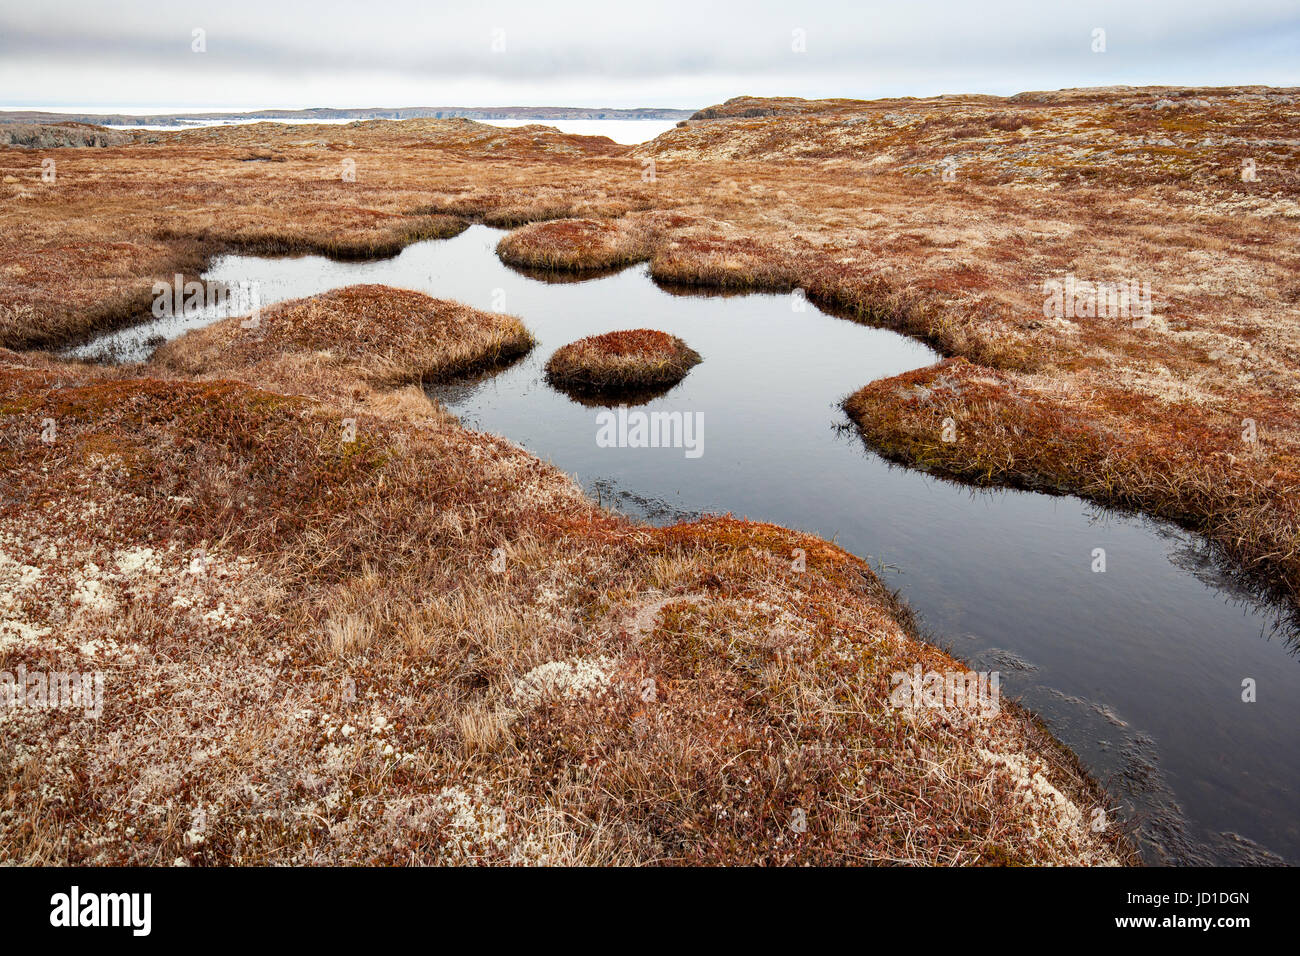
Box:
left=152, top=284, right=535, bottom=392
left=0, top=341, right=1130, bottom=865
left=496, top=217, right=653, bottom=272
left=545, top=328, right=701, bottom=398
left=3, top=84, right=1299, bottom=862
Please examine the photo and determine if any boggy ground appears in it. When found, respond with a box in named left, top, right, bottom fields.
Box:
left=0, top=287, right=1125, bottom=865
left=1, top=85, right=1297, bottom=599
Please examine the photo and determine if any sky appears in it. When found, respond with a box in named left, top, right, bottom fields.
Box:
left=3, top=0, right=1298, bottom=111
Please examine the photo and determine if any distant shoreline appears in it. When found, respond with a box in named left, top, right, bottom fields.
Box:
left=0, top=106, right=697, bottom=127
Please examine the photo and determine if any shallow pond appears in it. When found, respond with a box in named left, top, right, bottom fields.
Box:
left=71, top=224, right=1300, bottom=865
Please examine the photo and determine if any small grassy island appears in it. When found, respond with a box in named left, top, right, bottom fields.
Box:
left=154, top=284, right=534, bottom=390
left=496, top=217, right=651, bottom=273
left=544, top=328, right=701, bottom=400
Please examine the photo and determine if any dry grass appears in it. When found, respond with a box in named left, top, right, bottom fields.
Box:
left=496, top=217, right=653, bottom=272
left=545, top=328, right=701, bottom=398
left=0, top=306, right=1129, bottom=865
left=3, top=84, right=1298, bottom=862
left=153, top=284, right=534, bottom=392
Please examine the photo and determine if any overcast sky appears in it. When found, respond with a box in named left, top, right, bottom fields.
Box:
left=3, top=0, right=1298, bottom=110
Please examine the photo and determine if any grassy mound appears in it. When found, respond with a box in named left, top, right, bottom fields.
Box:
left=844, top=358, right=1300, bottom=604
left=496, top=218, right=652, bottom=272
left=153, top=284, right=534, bottom=391
left=545, top=329, right=701, bottom=399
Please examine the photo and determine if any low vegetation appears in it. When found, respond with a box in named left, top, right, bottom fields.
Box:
left=153, top=284, right=534, bottom=394
left=4, top=83, right=1297, bottom=863
left=545, top=329, right=701, bottom=400
left=496, top=217, right=652, bottom=272
left=0, top=296, right=1128, bottom=865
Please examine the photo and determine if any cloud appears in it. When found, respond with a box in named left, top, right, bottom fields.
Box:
left=3, top=0, right=1298, bottom=108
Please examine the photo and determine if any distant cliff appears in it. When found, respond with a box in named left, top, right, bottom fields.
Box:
left=0, top=122, right=135, bottom=147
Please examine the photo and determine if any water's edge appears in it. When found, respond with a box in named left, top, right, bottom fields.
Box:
left=65, top=226, right=1300, bottom=866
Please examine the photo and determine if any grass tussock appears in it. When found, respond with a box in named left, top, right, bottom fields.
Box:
left=545, top=329, right=701, bottom=399
left=496, top=218, right=652, bottom=272
left=152, top=284, right=534, bottom=390
left=649, top=235, right=802, bottom=291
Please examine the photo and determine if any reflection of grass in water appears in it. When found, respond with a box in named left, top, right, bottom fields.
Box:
left=844, top=357, right=1300, bottom=616
left=650, top=275, right=763, bottom=299
left=1080, top=505, right=1300, bottom=649
left=548, top=380, right=686, bottom=408
left=844, top=401, right=1300, bottom=656
left=587, top=476, right=700, bottom=525
left=499, top=260, right=630, bottom=284
left=1159, top=527, right=1300, bottom=653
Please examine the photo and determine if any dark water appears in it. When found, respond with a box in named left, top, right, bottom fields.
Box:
left=72, top=225, right=1299, bottom=865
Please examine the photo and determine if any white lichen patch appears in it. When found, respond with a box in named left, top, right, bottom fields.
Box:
left=72, top=574, right=116, bottom=613
left=0, top=491, right=289, bottom=862
left=116, top=546, right=164, bottom=578
left=976, top=746, right=1116, bottom=865
left=380, top=783, right=572, bottom=865
left=0, top=618, right=51, bottom=652
left=511, top=656, right=616, bottom=710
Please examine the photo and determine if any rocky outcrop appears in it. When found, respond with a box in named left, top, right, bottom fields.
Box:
left=0, top=123, right=135, bottom=148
